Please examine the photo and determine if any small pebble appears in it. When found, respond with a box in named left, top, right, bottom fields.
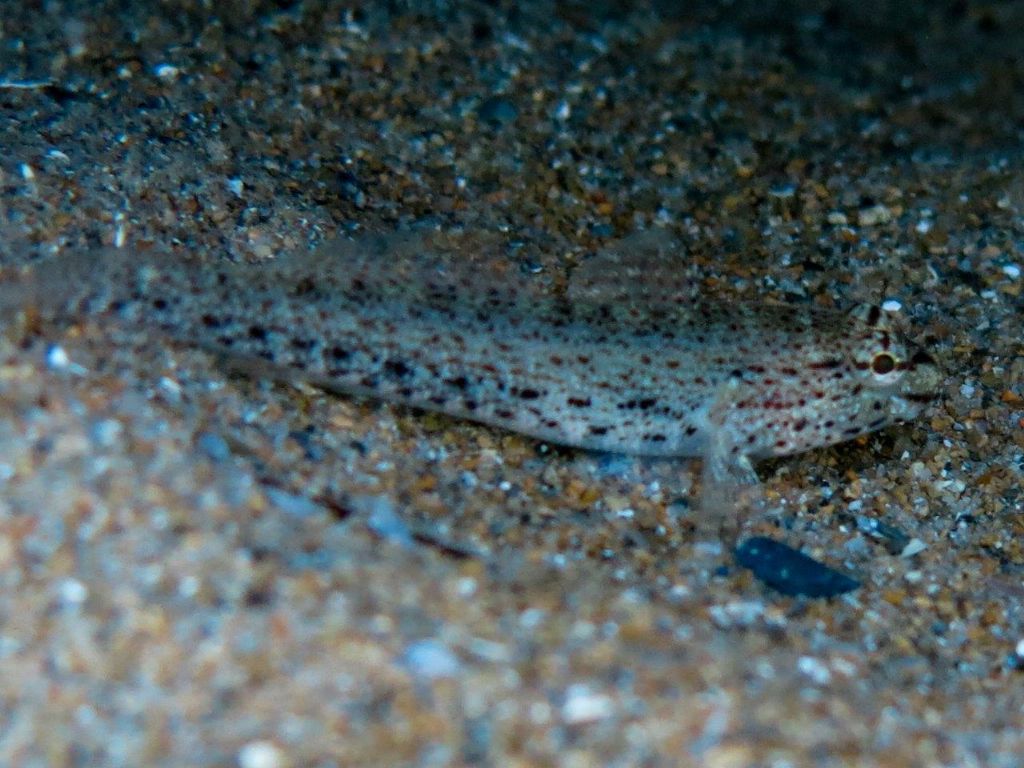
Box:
left=153, top=63, right=181, bottom=80
left=237, top=741, right=285, bottom=768
left=264, top=487, right=322, bottom=519
left=58, top=578, right=88, bottom=605
left=404, top=639, right=461, bottom=679
left=708, top=600, right=765, bottom=629
left=735, top=537, right=860, bottom=598
left=561, top=685, right=614, bottom=724
left=356, top=495, right=415, bottom=548
left=197, top=432, right=231, bottom=462
left=858, top=204, right=892, bottom=226
left=476, top=96, right=518, bottom=125
left=769, top=183, right=796, bottom=199
left=901, top=538, right=928, bottom=558
left=797, top=656, right=832, bottom=685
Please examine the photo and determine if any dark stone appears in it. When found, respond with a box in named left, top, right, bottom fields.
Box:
left=735, top=536, right=860, bottom=598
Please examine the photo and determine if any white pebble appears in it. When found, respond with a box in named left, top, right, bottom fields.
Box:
left=1015, top=638, right=1024, bottom=658
left=404, top=639, right=460, bottom=679
left=153, top=63, right=180, bottom=80
left=114, top=214, right=127, bottom=248
left=858, top=204, right=892, bottom=226
left=959, top=383, right=976, bottom=398
left=901, top=538, right=928, bottom=557
left=709, top=600, right=765, bottom=629
left=881, top=298, right=902, bottom=312
left=797, top=656, right=831, bottom=685
left=562, top=685, right=614, bottom=724
left=46, top=344, right=70, bottom=369
left=45, top=345, right=88, bottom=375
left=915, top=218, right=933, bottom=234
left=1002, top=263, right=1021, bottom=279
left=91, top=418, right=123, bottom=447
left=58, top=578, right=88, bottom=605
left=237, top=740, right=285, bottom=768
left=159, top=376, right=183, bottom=397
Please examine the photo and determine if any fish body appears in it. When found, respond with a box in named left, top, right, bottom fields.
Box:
left=4, top=230, right=940, bottom=495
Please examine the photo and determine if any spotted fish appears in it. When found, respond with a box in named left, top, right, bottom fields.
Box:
left=2, top=228, right=941, bottom=511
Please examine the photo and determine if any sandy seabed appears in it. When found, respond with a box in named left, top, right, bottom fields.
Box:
left=1, top=1, right=1024, bottom=765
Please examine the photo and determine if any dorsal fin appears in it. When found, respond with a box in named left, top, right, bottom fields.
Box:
left=567, top=228, right=702, bottom=309
left=290, top=227, right=573, bottom=320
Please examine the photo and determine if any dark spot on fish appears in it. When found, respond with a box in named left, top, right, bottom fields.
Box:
left=567, top=397, right=591, bottom=408
left=152, top=298, right=168, bottom=310
left=384, top=359, right=413, bottom=378
left=294, top=276, right=317, bottom=296
left=328, top=346, right=351, bottom=361
left=518, top=388, right=540, bottom=400
left=248, top=325, right=268, bottom=340
left=589, top=426, right=609, bottom=436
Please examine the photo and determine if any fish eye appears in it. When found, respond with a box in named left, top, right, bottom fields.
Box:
left=871, top=352, right=897, bottom=375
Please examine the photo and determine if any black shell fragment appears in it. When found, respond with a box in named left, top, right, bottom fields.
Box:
left=735, top=536, right=860, bottom=598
